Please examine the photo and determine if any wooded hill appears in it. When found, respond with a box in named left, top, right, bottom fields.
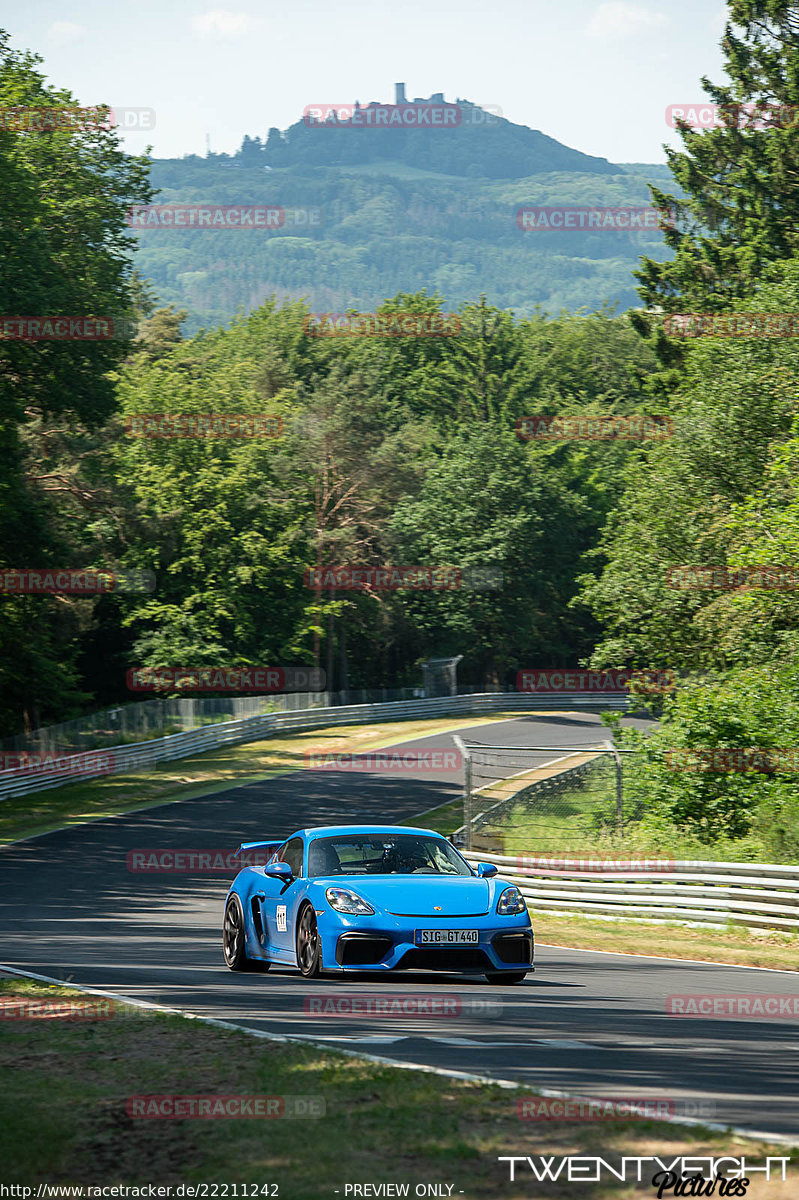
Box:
left=137, top=97, right=676, bottom=333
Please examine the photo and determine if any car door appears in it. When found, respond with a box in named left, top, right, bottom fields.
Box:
left=247, top=859, right=285, bottom=959
left=259, top=837, right=304, bottom=960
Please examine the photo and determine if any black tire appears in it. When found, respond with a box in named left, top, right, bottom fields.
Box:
left=485, top=971, right=528, bottom=985
left=296, top=904, right=322, bottom=978
left=223, top=894, right=270, bottom=972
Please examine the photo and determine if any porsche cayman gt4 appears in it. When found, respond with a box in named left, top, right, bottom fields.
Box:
left=222, top=824, right=533, bottom=983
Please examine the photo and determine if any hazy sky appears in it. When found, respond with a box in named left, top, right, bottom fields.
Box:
left=9, top=1, right=730, bottom=163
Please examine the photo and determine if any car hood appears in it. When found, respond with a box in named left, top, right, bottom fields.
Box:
left=325, top=875, right=492, bottom=917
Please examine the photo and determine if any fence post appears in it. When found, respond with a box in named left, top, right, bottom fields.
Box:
left=606, top=739, right=623, bottom=836
left=454, top=735, right=472, bottom=849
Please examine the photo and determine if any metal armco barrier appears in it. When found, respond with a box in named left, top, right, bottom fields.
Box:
left=0, top=692, right=630, bottom=802
left=462, top=851, right=799, bottom=932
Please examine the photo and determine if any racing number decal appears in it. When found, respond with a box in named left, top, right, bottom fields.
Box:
left=276, top=905, right=287, bottom=932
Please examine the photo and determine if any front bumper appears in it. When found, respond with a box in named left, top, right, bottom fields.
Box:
left=319, top=910, right=534, bottom=973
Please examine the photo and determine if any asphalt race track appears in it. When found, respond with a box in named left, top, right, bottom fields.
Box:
left=2, top=712, right=798, bottom=1140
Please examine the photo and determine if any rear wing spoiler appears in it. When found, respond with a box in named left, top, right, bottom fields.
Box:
left=234, top=840, right=282, bottom=860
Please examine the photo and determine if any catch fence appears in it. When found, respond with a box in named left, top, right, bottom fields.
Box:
left=0, top=690, right=631, bottom=802
left=454, top=737, right=637, bottom=854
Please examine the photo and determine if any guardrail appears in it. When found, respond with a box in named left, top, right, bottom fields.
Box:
left=462, top=851, right=799, bottom=932
left=0, top=691, right=630, bottom=802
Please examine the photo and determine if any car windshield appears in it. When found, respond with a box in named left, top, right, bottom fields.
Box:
left=308, top=834, right=472, bottom=877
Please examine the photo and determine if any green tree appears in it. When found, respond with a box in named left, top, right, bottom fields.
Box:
left=0, top=30, right=152, bottom=733
left=114, top=312, right=307, bottom=681
left=389, top=424, right=589, bottom=682
left=579, top=264, right=799, bottom=674
left=615, top=666, right=799, bottom=856
left=637, top=2, right=799, bottom=313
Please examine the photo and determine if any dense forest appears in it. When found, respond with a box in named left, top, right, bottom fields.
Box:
left=4, top=1, right=799, bottom=858
left=136, top=153, right=676, bottom=333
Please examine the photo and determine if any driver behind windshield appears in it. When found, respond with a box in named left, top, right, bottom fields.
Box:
left=308, top=834, right=470, bottom=877
left=380, top=840, right=429, bottom=873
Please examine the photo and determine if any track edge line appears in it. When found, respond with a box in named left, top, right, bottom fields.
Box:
left=1, top=962, right=796, bottom=1148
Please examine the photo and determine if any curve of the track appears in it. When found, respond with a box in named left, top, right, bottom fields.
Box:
left=1, top=712, right=797, bottom=1139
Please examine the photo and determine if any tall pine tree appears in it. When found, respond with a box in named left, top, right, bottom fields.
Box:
left=637, top=2, right=799, bottom=314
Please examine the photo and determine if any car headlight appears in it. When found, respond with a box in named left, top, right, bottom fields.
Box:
left=325, top=887, right=375, bottom=915
left=497, top=886, right=527, bottom=915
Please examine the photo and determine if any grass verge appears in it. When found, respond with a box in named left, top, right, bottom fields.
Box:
left=1, top=978, right=795, bottom=1197
left=534, top=912, right=799, bottom=972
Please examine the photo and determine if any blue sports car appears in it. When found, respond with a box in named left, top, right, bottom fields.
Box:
left=222, top=824, right=533, bottom=983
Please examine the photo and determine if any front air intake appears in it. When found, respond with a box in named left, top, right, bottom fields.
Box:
left=491, top=932, right=533, bottom=965
left=396, top=948, right=491, bottom=971
left=336, top=934, right=393, bottom=966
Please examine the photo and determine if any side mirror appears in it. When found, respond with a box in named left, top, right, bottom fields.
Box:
left=476, top=862, right=498, bottom=878
left=264, top=861, right=293, bottom=881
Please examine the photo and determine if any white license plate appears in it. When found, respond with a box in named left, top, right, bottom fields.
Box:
left=414, top=929, right=479, bottom=945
